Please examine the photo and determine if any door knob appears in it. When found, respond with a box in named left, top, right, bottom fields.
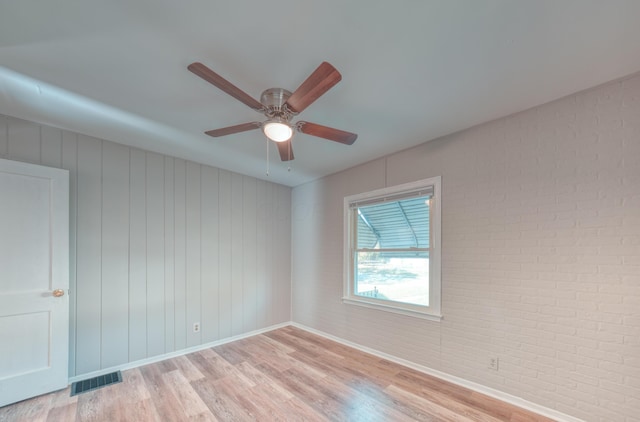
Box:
left=53, top=289, right=65, bottom=297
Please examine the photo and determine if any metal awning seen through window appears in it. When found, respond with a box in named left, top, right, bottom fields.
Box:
left=356, top=196, right=430, bottom=250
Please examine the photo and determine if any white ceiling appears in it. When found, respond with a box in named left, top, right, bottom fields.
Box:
left=1, top=1, right=640, bottom=187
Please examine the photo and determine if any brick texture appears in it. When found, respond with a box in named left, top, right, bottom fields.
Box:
left=292, top=72, right=640, bottom=421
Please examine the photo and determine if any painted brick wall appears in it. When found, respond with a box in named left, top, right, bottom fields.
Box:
left=292, top=72, right=640, bottom=421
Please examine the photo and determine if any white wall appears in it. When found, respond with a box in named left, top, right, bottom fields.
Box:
left=0, top=115, right=292, bottom=377
left=291, top=73, right=640, bottom=422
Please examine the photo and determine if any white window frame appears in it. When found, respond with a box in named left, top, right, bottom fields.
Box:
left=343, top=176, right=442, bottom=321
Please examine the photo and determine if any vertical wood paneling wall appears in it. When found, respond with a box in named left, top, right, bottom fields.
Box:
left=0, top=114, right=292, bottom=377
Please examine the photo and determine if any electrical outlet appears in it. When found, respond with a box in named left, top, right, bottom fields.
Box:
left=488, top=356, right=499, bottom=371
left=193, top=322, right=200, bottom=333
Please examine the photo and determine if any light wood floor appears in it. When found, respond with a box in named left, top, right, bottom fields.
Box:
left=0, top=326, right=555, bottom=421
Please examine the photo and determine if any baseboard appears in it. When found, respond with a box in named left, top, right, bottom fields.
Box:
left=68, top=321, right=290, bottom=383
left=69, top=321, right=583, bottom=422
left=291, top=322, right=584, bottom=422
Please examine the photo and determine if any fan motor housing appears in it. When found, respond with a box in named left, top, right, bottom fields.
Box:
left=260, top=88, right=291, bottom=107
left=261, top=88, right=294, bottom=119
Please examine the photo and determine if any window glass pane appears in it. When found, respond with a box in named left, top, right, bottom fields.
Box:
left=357, top=196, right=429, bottom=249
left=355, top=250, right=429, bottom=306
left=357, top=209, right=378, bottom=249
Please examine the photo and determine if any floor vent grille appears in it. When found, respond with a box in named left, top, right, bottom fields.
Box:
left=70, top=371, right=122, bottom=396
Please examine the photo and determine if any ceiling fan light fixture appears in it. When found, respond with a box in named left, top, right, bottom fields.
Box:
left=263, top=120, right=293, bottom=142
left=188, top=61, right=356, bottom=161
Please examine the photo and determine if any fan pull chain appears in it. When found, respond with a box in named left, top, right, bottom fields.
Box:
left=266, top=138, right=270, bottom=176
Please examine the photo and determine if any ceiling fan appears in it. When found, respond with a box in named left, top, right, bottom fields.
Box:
left=188, top=61, right=357, bottom=161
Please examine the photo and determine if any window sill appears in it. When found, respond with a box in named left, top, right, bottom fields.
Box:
left=342, top=297, right=443, bottom=322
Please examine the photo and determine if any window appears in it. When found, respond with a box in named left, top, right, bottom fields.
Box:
left=343, top=177, right=441, bottom=320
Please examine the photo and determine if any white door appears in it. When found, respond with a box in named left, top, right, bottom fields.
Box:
left=0, top=158, right=69, bottom=407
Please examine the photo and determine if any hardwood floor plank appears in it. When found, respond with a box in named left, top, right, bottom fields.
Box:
left=0, top=327, right=558, bottom=422
left=139, top=363, right=190, bottom=422
left=120, top=368, right=152, bottom=404
left=189, top=349, right=251, bottom=382
left=75, top=389, right=114, bottom=422
left=275, top=367, right=348, bottom=421
left=170, top=355, right=206, bottom=382
left=162, top=370, right=217, bottom=421
left=252, top=331, right=297, bottom=354
left=249, top=382, right=324, bottom=421
left=212, top=342, right=252, bottom=365
left=236, top=335, right=296, bottom=364
left=190, top=377, right=255, bottom=422
left=45, top=402, right=77, bottom=422
left=277, top=327, right=401, bottom=385
left=48, top=386, right=78, bottom=409
left=389, top=375, right=507, bottom=421
left=289, top=348, right=392, bottom=390
left=393, top=369, right=555, bottom=422
left=284, top=351, right=438, bottom=422
left=214, top=376, right=267, bottom=419
left=386, top=383, right=497, bottom=422
left=122, top=398, right=162, bottom=422
left=0, top=392, right=52, bottom=422
left=233, top=360, right=290, bottom=394
left=233, top=337, right=302, bottom=373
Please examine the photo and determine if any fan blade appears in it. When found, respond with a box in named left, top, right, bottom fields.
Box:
left=285, top=62, right=342, bottom=113
left=275, top=140, right=294, bottom=161
left=188, top=62, right=264, bottom=111
left=205, top=122, right=261, bottom=137
left=297, top=121, right=357, bottom=145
